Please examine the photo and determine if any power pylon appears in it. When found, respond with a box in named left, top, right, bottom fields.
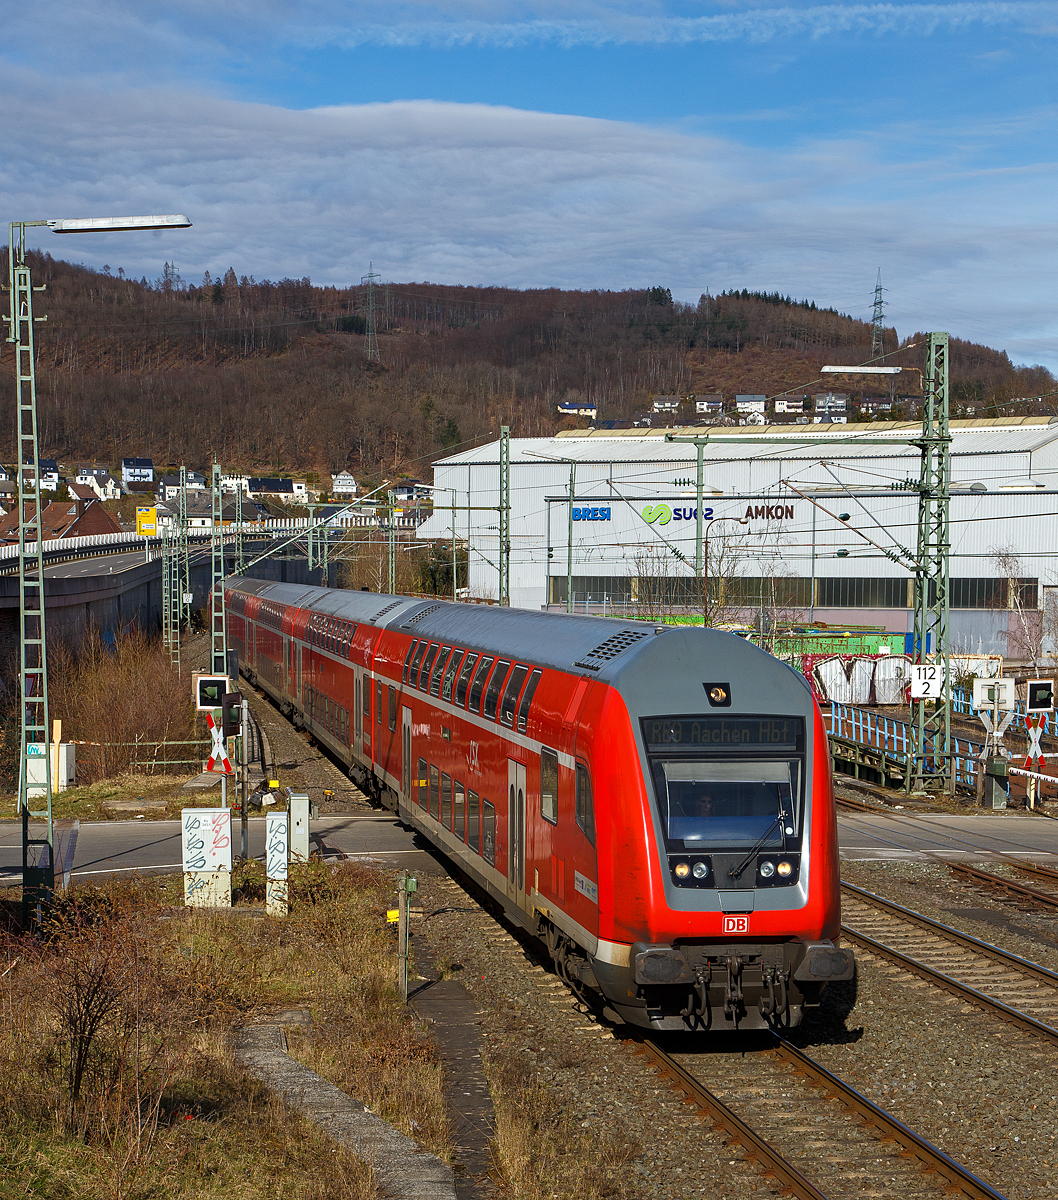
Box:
left=909, top=332, right=952, bottom=792
left=362, top=263, right=381, bottom=363
left=871, top=269, right=886, bottom=358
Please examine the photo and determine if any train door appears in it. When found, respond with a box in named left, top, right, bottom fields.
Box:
left=295, top=642, right=301, bottom=700
left=402, top=706, right=413, bottom=807
left=354, top=672, right=362, bottom=759
left=507, top=759, right=526, bottom=909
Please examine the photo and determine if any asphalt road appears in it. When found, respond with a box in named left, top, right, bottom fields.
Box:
left=4, top=810, right=1058, bottom=888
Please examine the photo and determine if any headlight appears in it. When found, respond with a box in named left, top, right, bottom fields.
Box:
left=692, top=860, right=708, bottom=879
left=674, top=861, right=690, bottom=878
left=758, top=860, right=776, bottom=878
left=777, top=860, right=793, bottom=877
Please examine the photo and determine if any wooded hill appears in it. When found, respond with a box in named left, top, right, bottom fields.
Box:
left=1, top=253, right=1052, bottom=486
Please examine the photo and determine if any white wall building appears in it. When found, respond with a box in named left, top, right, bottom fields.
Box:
left=418, top=418, right=1058, bottom=656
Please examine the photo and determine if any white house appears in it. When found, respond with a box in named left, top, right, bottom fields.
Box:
left=330, top=471, right=357, bottom=496
left=121, top=457, right=154, bottom=484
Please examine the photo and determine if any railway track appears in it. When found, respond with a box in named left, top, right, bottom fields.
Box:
left=948, top=860, right=1058, bottom=912
left=840, top=881, right=1058, bottom=1045
left=640, top=1036, right=1006, bottom=1200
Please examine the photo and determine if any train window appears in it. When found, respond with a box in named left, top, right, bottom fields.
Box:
left=468, top=790, right=480, bottom=851
left=403, top=639, right=419, bottom=685
left=418, top=757, right=428, bottom=808
left=482, top=800, right=496, bottom=865
left=499, top=664, right=530, bottom=728
left=430, top=646, right=452, bottom=696
left=576, top=763, right=596, bottom=846
left=441, top=650, right=464, bottom=702
left=454, top=780, right=465, bottom=841
left=517, top=669, right=542, bottom=733
left=483, top=660, right=511, bottom=721
left=376, top=680, right=383, bottom=725
left=429, top=764, right=440, bottom=820
left=409, top=640, right=427, bottom=686
left=419, top=643, right=439, bottom=691
left=441, top=772, right=452, bottom=830
left=363, top=675, right=371, bottom=724
left=454, top=653, right=478, bottom=707
left=541, top=749, right=559, bottom=824
left=467, top=657, right=493, bottom=714
left=388, top=686, right=397, bottom=731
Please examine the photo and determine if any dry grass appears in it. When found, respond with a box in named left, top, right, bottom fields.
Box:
left=0, top=862, right=448, bottom=1196
left=485, top=1050, right=638, bottom=1200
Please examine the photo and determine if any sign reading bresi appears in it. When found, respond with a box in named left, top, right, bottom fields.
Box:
left=744, top=504, right=794, bottom=520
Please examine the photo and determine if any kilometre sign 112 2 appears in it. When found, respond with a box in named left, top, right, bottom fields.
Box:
left=910, top=663, right=946, bottom=699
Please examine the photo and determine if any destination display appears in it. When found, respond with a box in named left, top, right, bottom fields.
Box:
left=642, top=716, right=804, bottom=753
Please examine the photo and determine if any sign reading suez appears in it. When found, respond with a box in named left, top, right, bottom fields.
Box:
left=641, top=503, right=794, bottom=526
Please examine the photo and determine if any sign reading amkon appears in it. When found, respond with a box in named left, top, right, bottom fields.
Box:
left=744, top=504, right=795, bottom=520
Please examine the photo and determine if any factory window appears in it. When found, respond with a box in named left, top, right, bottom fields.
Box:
left=468, top=790, right=480, bottom=852
left=483, top=660, right=511, bottom=721
left=455, top=653, right=478, bottom=707
left=499, top=664, right=530, bottom=728
left=467, top=657, right=494, bottom=714
left=817, top=577, right=910, bottom=609
left=540, top=749, right=558, bottom=825
left=482, top=799, right=496, bottom=865
left=517, top=669, right=543, bottom=733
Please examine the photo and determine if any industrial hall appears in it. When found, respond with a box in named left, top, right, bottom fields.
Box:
left=417, top=417, right=1058, bottom=657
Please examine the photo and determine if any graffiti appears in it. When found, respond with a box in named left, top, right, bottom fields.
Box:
left=806, top=653, right=912, bottom=705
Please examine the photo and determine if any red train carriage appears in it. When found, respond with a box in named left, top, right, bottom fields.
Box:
left=227, top=577, right=854, bottom=1031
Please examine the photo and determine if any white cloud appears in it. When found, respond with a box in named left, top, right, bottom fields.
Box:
left=2, top=71, right=1057, bottom=367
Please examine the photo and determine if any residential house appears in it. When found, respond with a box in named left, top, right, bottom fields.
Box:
left=391, top=479, right=432, bottom=504
left=651, top=396, right=681, bottom=415
left=813, top=392, right=848, bottom=415
left=121, top=457, right=154, bottom=485
left=157, top=474, right=207, bottom=503
left=330, top=471, right=358, bottom=496
left=182, top=496, right=238, bottom=529
left=556, top=401, right=598, bottom=420
left=774, top=398, right=804, bottom=414
left=38, top=459, right=60, bottom=491
left=0, top=498, right=122, bottom=543
left=695, top=395, right=723, bottom=415
left=220, top=473, right=249, bottom=495
left=247, top=477, right=308, bottom=504
left=735, top=395, right=767, bottom=414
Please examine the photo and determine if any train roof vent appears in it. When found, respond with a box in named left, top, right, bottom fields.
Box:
left=574, top=628, right=649, bottom=672
left=403, top=603, right=442, bottom=628
left=373, top=601, right=402, bottom=621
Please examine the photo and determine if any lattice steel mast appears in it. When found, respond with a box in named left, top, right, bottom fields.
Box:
left=910, top=332, right=952, bottom=791
left=362, top=264, right=381, bottom=363
left=6, top=222, right=54, bottom=912
left=211, top=462, right=228, bottom=676
left=499, top=425, right=511, bottom=606
left=871, top=269, right=886, bottom=359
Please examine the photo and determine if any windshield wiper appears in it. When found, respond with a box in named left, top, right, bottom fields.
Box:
left=727, top=810, right=788, bottom=881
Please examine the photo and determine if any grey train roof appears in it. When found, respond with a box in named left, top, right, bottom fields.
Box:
left=227, top=576, right=809, bottom=692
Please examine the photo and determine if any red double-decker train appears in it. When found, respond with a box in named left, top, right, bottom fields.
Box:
left=227, top=577, right=853, bottom=1031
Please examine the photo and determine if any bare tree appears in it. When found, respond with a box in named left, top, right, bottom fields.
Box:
left=990, top=544, right=1048, bottom=670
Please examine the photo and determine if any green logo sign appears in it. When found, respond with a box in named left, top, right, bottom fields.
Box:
left=641, top=503, right=673, bottom=526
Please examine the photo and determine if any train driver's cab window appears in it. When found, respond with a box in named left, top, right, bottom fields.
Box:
left=467, top=657, right=494, bottom=714
left=409, top=640, right=427, bottom=687
left=483, top=660, right=511, bottom=720
left=419, top=643, right=439, bottom=691
left=576, top=763, right=595, bottom=845
left=417, top=757, right=428, bottom=808
left=403, top=639, right=419, bottom=684
left=499, top=664, right=530, bottom=728
left=454, top=654, right=478, bottom=707
left=517, top=669, right=543, bottom=733
left=541, top=748, right=558, bottom=824
left=441, top=650, right=464, bottom=702
left=482, top=799, right=496, bottom=865
left=430, top=647, right=452, bottom=696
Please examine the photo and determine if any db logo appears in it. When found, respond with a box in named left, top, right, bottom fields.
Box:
left=723, top=915, right=750, bottom=934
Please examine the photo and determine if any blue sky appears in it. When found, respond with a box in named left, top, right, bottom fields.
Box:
left=2, top=3, right=1057, bottom=367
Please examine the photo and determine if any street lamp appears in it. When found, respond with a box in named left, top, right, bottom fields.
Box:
left=7, top=212, right=191, bottom=920
left=526, top=450, right=578, bottom=613
left=703, top=516, right=749, bottom=626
